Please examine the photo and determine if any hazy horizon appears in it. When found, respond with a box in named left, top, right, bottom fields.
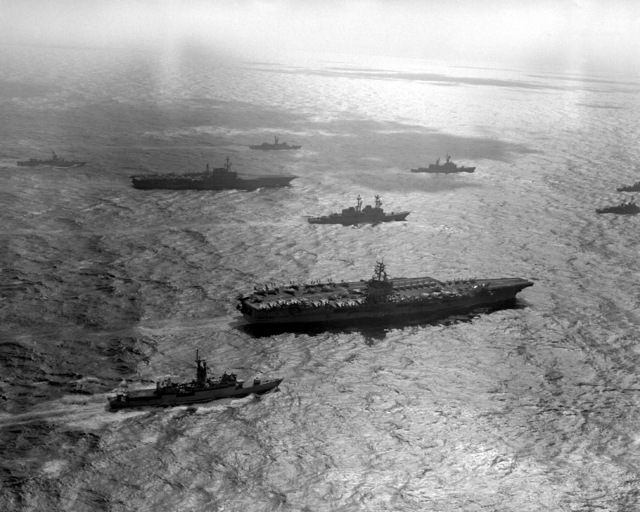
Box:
left=1, top=0, right=639, bottom=77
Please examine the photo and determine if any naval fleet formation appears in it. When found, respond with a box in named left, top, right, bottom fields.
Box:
left=14, top=135, right=639, bottom=409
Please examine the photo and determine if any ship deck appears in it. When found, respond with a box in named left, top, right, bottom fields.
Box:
left=241, top=276, right=532, bottom=311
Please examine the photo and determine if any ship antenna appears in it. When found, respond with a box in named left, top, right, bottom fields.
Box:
left=356, top=194, right=362, bottom=212
left=225, top=156, right=231, bottom=171
left=373, top=260, right=387, bottom=281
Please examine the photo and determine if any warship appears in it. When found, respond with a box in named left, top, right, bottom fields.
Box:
left=131, top=157, right=297, bottom=190
left=237, top=261, right=533, bottom=327
left=17, top=151, right=86, bottom=168
left=249, top=136, right=301, bottom=151
left=411, top=155, right=475, bottom=174
left=596, top=196, right=640, bottom=215
left=308, top=195, right=410, bottom=225
left=616, top=181, right=640, bottom=192
left=108, top=350, right=282, bottom=409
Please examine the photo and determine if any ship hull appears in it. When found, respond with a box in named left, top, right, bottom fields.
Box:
left=108, top=379, right=282, bottom=409
left=308, top=211, right=410, bottom=225
left=239, top=278, right=532, bottom=326
left=616, top=184, right=640, bottom=192
left=17, top=160, right=86, bottom=167
left=595, top=206, right=640, bottom=215
left=411, top=167, right=475, bottom=174
left=249, top=145, right=301, bottom=150
left=131, top=175, right=296, bottom=190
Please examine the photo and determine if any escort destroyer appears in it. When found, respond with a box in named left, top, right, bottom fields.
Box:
left=596, top=196, right=639, bottom=215
left=249, top=136, right=301, bottom=151
left=131, top=157, right=297, bottom=190
left=616, top=181, right=640, bottom=192
left=237, top=261, right=533, bottom=327
left=308, top=195, right=410, bottom=225
left=108, top=350, right=282, bottom=409
left=17, top=151, right=86, bottom=168
left=411, top=155, right=475, bottom=174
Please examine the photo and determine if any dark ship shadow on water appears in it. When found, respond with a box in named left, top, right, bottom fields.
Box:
left=235, top=301, right=529, bottom=345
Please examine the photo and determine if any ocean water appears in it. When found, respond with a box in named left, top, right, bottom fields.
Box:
left=1, top=44, right=640, bottom=511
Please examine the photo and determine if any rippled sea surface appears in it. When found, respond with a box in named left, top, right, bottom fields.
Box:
left=1, top=45, right=640, bottom=511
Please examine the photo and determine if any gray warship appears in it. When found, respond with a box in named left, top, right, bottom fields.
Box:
left=237, top=261, right=533, bottom=327
left=131, top=157, right=297, bottom=190
left=108, top=350, right=282, bottom=409
left=616, top=181, right=640, bottom=192
left=596, top=196, right=640, bottom=215
left=249, top=136, right=301, bottom=151
left=17, top=151, right=86, bottom=168
left=411, top=155, right=475, bottom=174
left=308, top=195, right=410, bottom=225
